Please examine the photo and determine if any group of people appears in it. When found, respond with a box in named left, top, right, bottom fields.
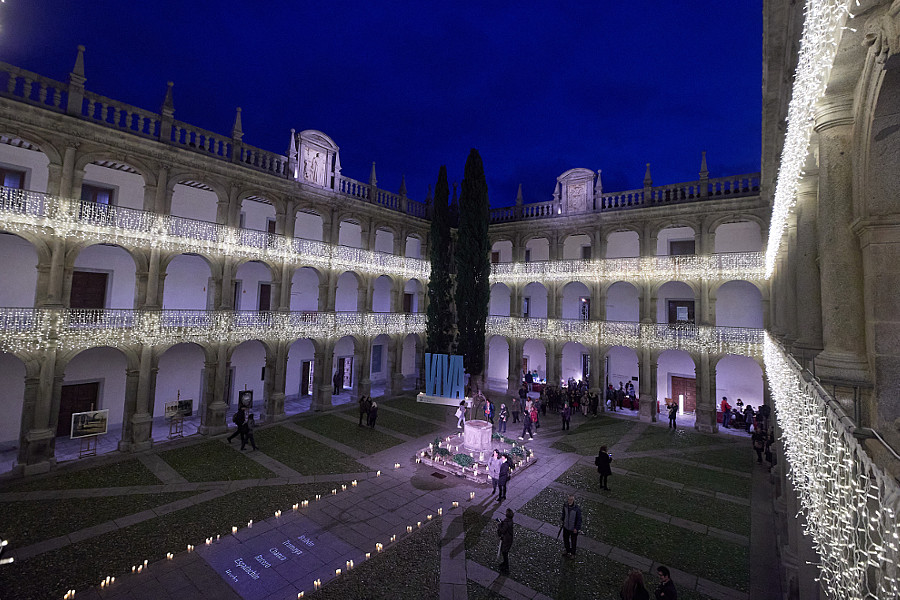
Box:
left=606, top=381, right=638, bottom=412
left=357, top=395, right=379, bottom=428
left=226, top=405, right=258, bottom=451
left=720, top=396, right=770, bottom=432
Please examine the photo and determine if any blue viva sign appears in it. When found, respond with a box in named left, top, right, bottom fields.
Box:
left=424, top=353, right=465, bottom=399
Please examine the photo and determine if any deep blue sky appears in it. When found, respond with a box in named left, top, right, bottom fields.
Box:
left=1, top=1, right=761, bottom=207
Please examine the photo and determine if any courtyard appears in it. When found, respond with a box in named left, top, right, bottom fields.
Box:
left=0, top=396, right=772, bottom=600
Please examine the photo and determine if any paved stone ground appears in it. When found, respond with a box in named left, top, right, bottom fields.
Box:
left=0, top=400, right=781, bottom=600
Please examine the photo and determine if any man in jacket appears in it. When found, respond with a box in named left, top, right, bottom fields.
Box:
left=560, top=495, right=583, bottom=557
left=497, top=508, right=514, bottom=574
left=227, top=406, right=246, bottom=444
left=488, top=449, right=502, bottom=495
left=497, top=454, right=510, bottom=502
left=720, top=396, right=732, bottom=428
left=655, top=565, right=677, bottom=599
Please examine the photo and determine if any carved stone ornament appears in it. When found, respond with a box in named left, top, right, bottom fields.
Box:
left=863, top=0, right=900, bottom=64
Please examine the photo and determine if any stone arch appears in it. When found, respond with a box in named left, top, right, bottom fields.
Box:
left=650, top=219, right=700, bottom=240
left=604, top=345, right=639, bottom=391
left=372, top=274, right=394, bottom=312
left=603, top=227, right=641, bottom=258
left=714, top=354, right=764, bottom=413
left=0, top=230, right=45, bottom=307
left=404, top=232, right=424, bottom=258
left=66, top=242, right=147, bottom=309
left=233, top=259, right=278, bottom=311
left=372, top=226, right=396, bottom=254
left=654, top=280, right=698, bottom=324
left=337, top=218, right=364, bottom=248
left=0, top=351, right=28, bottom=453
left=490, top=239, right=514, bottom=263
left=335, top=271, right=363, bottom=312
left=294, top=208, right=325, bottom=241
left=561, top=340, right=589, bottom=382
left=561, top=232, right=593, bottom=260
left=401, top=332, right=422, bottom=385
left=522, top=339, right=547, bottom=382
left=709, top=216, right=765, bottom=254
left=289, top=266, right=324, bottom=312
left=712, top=280, right=764, bottom=328
left=656, top=349, right=697, bottom=413
left=522, top=281, right=548, bottom=319
left=0, top=129, right=62, bottom=167
left=74, top=152, right=155, bottom=188
left=153, top=342, right=209, bottom=431
left=285, top=337, right=318, bottom=404
left=604, top=281, right=640, bottom=322
left=161, top=253, right=214, bottom=310
left=560, top=280, right=591, bottom=320
left=237, top=190, right=282, bottom=233
left=167, top=173, right=229, bottom=224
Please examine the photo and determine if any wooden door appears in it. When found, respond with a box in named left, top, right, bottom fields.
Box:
left=336, top=358, right=346, bottom=391
left=671, top=376, right=696, bottom=413
left=258, top=283, right=272, bottom=311
left=402, top=293, right=413, bottom=313
left=70, top=271, right=107, bottom=309
left=58, top=382, right=99, bottom=436
left=301, top=361, right=311, bottom=396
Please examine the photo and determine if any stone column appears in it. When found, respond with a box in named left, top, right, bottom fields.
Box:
left=17, top=359, right=56, bottom=474
left=44, top=239, right=67, bottom=307
left=312, top=341, right=335, bottom=411
left=813, top=100, right=869, bottom=383
left=117, top=367, right=141, bottom=453
left=509, top=285, right=521, bottom=317
left=264, top=347, right=286, bottom=422
left=356, top=338, right=373, bottom=402
left=638, top=348, right=658, bottom=422
left=639, top=284, right=655, bottom=323
left=783, top=215, right=799, bottom=346
left=199, top=346, right=229, bottom=435
left=142, top=247, right=162, bottom=309
left=640, top=223, right=657, bottom=257
left=319, top=274, right=335, bottom=312
left=506, top=338, right=523, bottom=396
left=697, top=281, right=712, bottom=326
left=695, top=352, right=718, bottom=433
left=793, top=169, right=824, bottom=364
left=58, top=143, right=78, bottom=198
left=123, top=346, right=156, bottom=452
left=548, top=343, right=562, bottom=386
left=591, top=282, right=605, bottom=321
left=278, top=264, right=292, bottom=311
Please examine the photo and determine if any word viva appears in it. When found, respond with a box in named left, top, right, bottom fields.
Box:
left=424, top=353, right=465, bottom=399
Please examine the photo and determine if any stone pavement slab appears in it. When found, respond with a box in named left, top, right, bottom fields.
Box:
left=138, top=453, right=188, bottom=484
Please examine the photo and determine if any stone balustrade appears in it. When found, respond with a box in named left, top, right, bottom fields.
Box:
left=0, top=186, right=430, bottom=279
left=490, top=252, right=765, bottom=284
left=0, top=308, right=426, bottom=354
left=487, top=315, right=764, bottom=358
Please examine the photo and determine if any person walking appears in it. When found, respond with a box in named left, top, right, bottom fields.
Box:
left=511, top=395, right=520, bottom=424
left=743, top=404, right=755, bottom=432
left=498, top=404, right=508, bottom=434
left=367, top=401, right=378, bottom=428
left=667, top=401, right=678, bottom=430
left=227, top=405, right=246, bottom=444
left=654, top=566, right=677, bottom=599
left=560, top=495, right=582, bottom=557
left=620, top=570, right=650, bottom=600
left=606, top=384, right=616, bottom=411
left=332, top=369, right=342, bottom=395
left=484, top=398, right=494, bottom=425
left=595, top=445, right=612, bottom=490
left=752, top=428, right=766, bottom=463
left=240, top=413, right=258, bottom=451
left=497, top=508, right=514, bottom=575
left=497, top=454, right=510, bottom=502
left=561, top=402, right=571, bottom=431
left=758, top=402, right=771, bottom=431
left=358, top=395, right=369, bottom=426
left=720, top=396, right=732, bottom=428
left=488, top=449, right=502, bottom=495
left=519, top=407, right=534, bottom=440
left=455, top=401, right=466, bottom=429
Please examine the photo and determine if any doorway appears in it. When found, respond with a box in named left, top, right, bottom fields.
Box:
left=258, top=283, right=272, bottom=311
left=58, top=382, right=100, bottom=436
left=70, top=271, right=108, bottom=309
left=667, top=300, right=695, bottom=324
left=581, top=354, right=591, bottom=381
left=579, top=297, right=590, bottom=321
left=671, top=376, right=696, bottom=414
left=301, top=360, right=313, bottom=396
left=337, top=356, right=353, bottom=390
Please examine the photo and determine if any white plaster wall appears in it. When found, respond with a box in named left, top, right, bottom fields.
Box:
left=63, top=347, right=127, bottom=427
left=154, top=343, right=204, bottom=418
left=373, top=276, right=393, bottom=312
left=605, top=346, right=638, bottom=389
left=0, top=233, right=37, bottom=307
left=715, top=355, right=763, bottom=409
left=487, top=336, right=509, bottom=385
left=656, top=350, right=696, bottom=408
left=170, top=184, right=219, bottom=223
left=335, top=272, right=359, bottom=312
left=374, top=230, right=394, bottom=254
left=606, top=231, right=640, bottom=258
left=714, top=221, right=762, bottom=253
left=0, top=353, right=25, bottom=444
left=490, top=284, right=511, bottom=316
left=286, top=338, right=315, bottom=396
left=163, top=254, right=210, bottom=310
left=522, top=339, right=546, bottom=381
left=402, top=334, right=418, bottom=377
left=369, top=335, right=391, bottom=383
left=561, top=342, right=588, bottom=383
left=561, top=281, right=590, bottom=320
left=522, top=283, right=548, bottom=319
left=605, top=282, right=639, bottom=322
left=656, top=281, right=695, bottom=323
left=231, top=341, right=265, bottom=409
left=716, top=281, right=763, bottom=328
left=0, top=145, right=49, bottom=192
left=295, top=212, right=323, bottom=241
left=290, top=268, right=320, bottom=312
left=562, top=234, right=591, bottom=260
left=74, top=245, right=136, bottom=309
left=241, top=198, right=275, bottom=232
left=525, top=238, right=549, bottom=262
left=82, top=164, right=145, bottom=211
left=404, top=279, right=421, bottom=312
left=491, top=240, right=513, bottom=263
left=234, top=261, right=272, bottom=311
left=338, top=222, right=363, bottom=248
left=656, top=226, right=696, bottom=255
left=405, top=236, right=422, bottom=258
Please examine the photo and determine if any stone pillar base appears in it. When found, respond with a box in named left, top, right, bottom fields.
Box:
left=814, top=350, right=869, bottom=385
left=199, top=401, right=229, bottom=435
left=22, top=460, right=55, bottom=476
left=694, top=407, right=718, bottom=433
left=638, top=395, right=656, bottom=422
left=388, top=373, right=405, bottom=398
left=311, top=385, right=333, bottom=412
left=19, top=428, right=56, bottom=471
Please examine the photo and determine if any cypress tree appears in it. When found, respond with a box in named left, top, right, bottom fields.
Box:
left=425, top=165, right=455, bottom=354
left=454, top=149, right=491, bottom=383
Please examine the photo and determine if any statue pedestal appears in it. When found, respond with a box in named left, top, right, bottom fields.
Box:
left=464, top=420, right=492, bottom=452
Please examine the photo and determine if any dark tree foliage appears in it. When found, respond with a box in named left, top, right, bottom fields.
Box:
left=454, top=149, right=491, bottom=380
left=425, top=165, right=455, bottom=354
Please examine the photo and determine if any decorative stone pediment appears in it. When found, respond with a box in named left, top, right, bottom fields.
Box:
left=290, top=130, right=341, bottom=188
left=555, top=168, right=596, bottom=214
left=863, top=0, right=900, bottom=64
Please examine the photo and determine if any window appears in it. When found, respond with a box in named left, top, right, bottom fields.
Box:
left=267, top=219, right=277, bottom=234
left=581, top=245, right=592, bottom=260
left=524, top=249, right=532, bottom=263
left=372, top=344, right=383, bottom=373
left=522, top=297, right=530, bottom=319
left=491, top=251, right=500, bottom=264
left=669, top=239, right=695, bottom=255
left=81, top=183, right=114, bottom=205
left=0, top=166, right=25, bottom=189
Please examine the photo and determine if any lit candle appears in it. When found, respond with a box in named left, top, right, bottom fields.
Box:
left=335, top=568, right=342, bottom=576
left=376, top=470, right=381, bottom=477
left=365, top=552, right=371, bottom=559
left=407, top=525, right=413, bottom=533
left=351, top=480, right=358, bottom=487
left=132, top=566, right=136, bottom=573
left=470, top=492, right=475, bottom=500
left=232, top=526, right=238, bottom=534
left=293, top=503, right=299, bottom=510
left=390, top=535, right=396, bottom=542
left=248, top=520, right=253, bottom=527
left=394, top=463, right=400, bottom=469
left=452, top=501, right=459, bottom=508
left=376, top=543, right=383, bottom=552
left=427, top=514, right=433, bottom=521
left=417, top=521, right=422, bottom=528
left=341, top=484, right=347, bottom=491
left=331, top=489, right=337, bottom=495
left=438, top=508, right=443, bottom=516
left=298, top=593, right=305, bottom=599
left=315, top=494, right=321, bottom=501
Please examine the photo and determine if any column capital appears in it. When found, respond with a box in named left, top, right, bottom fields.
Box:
left=813, top=96, right=854, bottom=132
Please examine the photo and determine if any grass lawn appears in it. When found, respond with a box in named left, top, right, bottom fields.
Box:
left=557, top=464, right=750, bottom=536
left=158, top=440, right=277, bottom=482
left=615, top=457, right=751, bottom=498
left=381, top=396, right=451, bottom=421
left=300, top=414, right=404, bottom=454
left=307, top=518, right=440, bottom=600
left=1, top=491, right=197, bottom=548
left=0, top=481, right=345, bottom=600
left=367, top=408, right=442, bottom=438
left=0, top=458, right=161, bottom=492
left=678, top=446, right=754, bottom=473
left=520, top=489, right=748, bottom=592
left=623, top=425, right=728, bottom=452
left=254, top=426, right=369, bottom=475
left=551, top=418, right=636, bottom=455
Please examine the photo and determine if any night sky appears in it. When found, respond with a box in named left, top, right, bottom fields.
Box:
left=0, top=1, right=762, bottom=208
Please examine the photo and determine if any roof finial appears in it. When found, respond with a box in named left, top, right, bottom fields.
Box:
left=231, top=107, right=243, bottom=140
left=369, top=162, right=377, bottom=187
left=71, top=45, right=86, bottom=80
left=515, top=183, right=523, bottom=205
left=161, top=81, right=175, bottom=116
left=699, top=151, right=709, bottom=179
left=643, top=163, right=652, bottom=187
left=399, top=174, right=407, bottom=196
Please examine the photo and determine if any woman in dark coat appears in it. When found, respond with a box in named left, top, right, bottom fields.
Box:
left=595, top=445, right=612, bottom=490
left=367, top=401, right=379, bottom=428
left=497, top=508, right=514, bottom=574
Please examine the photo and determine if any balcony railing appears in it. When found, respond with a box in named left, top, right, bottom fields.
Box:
left=0, top=186, right=429, bottom=280
left=487, top=316, right=764, bottom=357
left=490, top=252, right=765, bottom=284
left=0, top=308, right=425, bottom=354
left=763, top=336, right=900, bottom=599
